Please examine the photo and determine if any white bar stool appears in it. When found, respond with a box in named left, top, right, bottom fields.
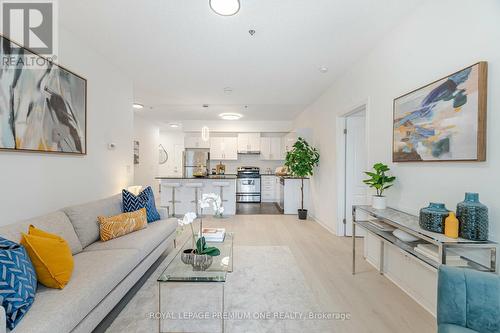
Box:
left=185, top=182, right=204, bottom=215
left=164, top=183, right=181, bottom=217
left=212, top=182, right=230, bottom=210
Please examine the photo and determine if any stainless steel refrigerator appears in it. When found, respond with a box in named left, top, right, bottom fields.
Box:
left=183, top=149, right=210, bottom=177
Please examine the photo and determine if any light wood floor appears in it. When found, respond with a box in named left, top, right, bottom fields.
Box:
left=198, top=214, right=436, bottom=333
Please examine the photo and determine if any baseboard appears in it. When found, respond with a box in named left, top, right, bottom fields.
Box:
left=309, top=214, right=339, bottom=236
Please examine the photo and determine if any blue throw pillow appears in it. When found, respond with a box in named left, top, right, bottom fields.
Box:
left=122, top=186, right=160, bottom=223
left=0, top=237, right=37, bottom=330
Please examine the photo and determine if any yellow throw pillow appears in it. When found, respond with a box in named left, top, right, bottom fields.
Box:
left=98, top=208, right=147, bottom=242
left=21, top=225, right=74, bottom=289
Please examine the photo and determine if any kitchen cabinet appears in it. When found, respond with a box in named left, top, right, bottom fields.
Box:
left=237, top=133, right=261, bottom=153
left=282, top=132, right=297, bottom=158
left=260, top=137, right=284, bottom=160
left=210, top=137, right=238, bottom=160
left=184, top=135, right=210, bottom=149
left=261, top=175, right=277, bottom=202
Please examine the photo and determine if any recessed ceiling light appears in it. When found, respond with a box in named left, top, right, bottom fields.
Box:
left=219, top=113, right=242, bottom=120
left=133, top=103, right=144, bottom=109
left=209, top=0, right=240, bottom=16
left=169, top=123, right=181, bottom=128
left=319, top=67, right=329, bottom=73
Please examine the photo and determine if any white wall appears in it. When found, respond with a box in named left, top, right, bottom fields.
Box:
left=133, top=115, right=160, bottom=192
left=175, top=120, right=293, bottom=133
left=0, top=28, right=134, bottom=226
left=158, top=130, right=185, bottom=177
left=294, top=0, right=500, bottom=242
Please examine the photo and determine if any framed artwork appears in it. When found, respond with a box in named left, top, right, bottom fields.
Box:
left=0, top=34, right=87, bottom=154
left=134, top=141, right=139, bottom=165
left=393, top=62, right=487, bottom=162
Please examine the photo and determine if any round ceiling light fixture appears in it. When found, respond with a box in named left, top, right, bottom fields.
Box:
left=219, top=113, right=242, bottom=120
left=132, top=103, right=144, bottom=109
left=209, top=0, right=240, bottom=16
left=169, top=123, right=181, bottom=128
left=319, top=66, right=329, bottom=74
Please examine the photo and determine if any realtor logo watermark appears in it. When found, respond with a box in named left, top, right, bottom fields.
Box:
left=0, top=0, right=58, bottom=58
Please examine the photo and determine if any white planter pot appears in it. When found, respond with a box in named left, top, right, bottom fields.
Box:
left=372, top=196, right=387, bottom=210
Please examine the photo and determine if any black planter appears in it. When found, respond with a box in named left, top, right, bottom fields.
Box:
left=298, top=209, right=308, bottom=220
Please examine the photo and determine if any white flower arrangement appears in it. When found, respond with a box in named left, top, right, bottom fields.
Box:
left=200, top=193, right=224, bottom=217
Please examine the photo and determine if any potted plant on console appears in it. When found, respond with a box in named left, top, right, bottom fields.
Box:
left=285, top=137, right=320, bottom=220
left=363, top=163, right=396, bottom=210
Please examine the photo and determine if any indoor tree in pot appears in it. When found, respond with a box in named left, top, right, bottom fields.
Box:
left=363, top=163, right=396, bottom=210
left=285, top=137, right=320, bottom=220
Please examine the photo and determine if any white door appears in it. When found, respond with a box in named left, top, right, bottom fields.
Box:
left=344, top=113, right=368, bottom=236
left=223, top=137, right=238, bottom=160
left=210, top=137, right=224, bottom=160
left=248, top=133, right=261, bottom=151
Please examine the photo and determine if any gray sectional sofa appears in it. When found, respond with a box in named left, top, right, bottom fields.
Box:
left=0, top=194, right=177, bottom=333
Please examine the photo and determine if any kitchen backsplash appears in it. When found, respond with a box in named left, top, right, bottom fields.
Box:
left=210, top=154, right=284, bottom=174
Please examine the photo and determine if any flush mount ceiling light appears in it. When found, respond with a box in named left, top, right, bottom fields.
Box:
left=219, top=113, right=242, bottom=120
left=209, top=0, right=240, bottom=16
left=201, top=126, right=210, bottom=142
left=319, top=66, right=329, bottom=73
left=132, top=103, right=144, bottom=109
left=169, top=123, right=181, bottom=128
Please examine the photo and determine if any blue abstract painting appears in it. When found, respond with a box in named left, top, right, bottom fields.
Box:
left=393, top=62, right=487, bottom=162
left=0, top=35, right=86, bottom=154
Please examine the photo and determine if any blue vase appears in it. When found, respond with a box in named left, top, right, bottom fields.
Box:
left=419, top=203, right=449, bottom=233
left=457, top=193, right=489, bottom=241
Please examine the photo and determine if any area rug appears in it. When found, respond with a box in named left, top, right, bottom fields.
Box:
left=106, top=246, right=331, bottom=333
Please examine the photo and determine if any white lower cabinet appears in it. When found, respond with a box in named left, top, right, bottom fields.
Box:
left=261, top=176, right=277, bottom=202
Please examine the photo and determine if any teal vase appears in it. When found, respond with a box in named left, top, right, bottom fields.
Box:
left=457, top=193, right=489, bottom=241
left=419, top=203, right=450, bottom=233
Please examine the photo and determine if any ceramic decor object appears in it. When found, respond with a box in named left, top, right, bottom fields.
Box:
left=419, top=203, right=450, bottom=233
left=457, top=193, right=489, bottom=241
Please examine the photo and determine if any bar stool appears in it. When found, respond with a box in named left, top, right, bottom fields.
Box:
left=212, top=182, right=229, bottom=210
left=164, top=183, right=181, bottom=217
left=185, top=182, right=204, bottom=215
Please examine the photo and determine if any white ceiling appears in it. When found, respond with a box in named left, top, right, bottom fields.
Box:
left=59, top=0, right=425, bottom=123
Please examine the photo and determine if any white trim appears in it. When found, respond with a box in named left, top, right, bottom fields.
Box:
left=309, top=214, right=339, bottom=236
left=336, top=98, right=371, bottom=236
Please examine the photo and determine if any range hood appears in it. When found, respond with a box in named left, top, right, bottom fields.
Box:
left=237, top=150, right=261, bottom=155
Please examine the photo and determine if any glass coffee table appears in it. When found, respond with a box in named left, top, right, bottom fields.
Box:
left=157, top=232, right=234, bottom=333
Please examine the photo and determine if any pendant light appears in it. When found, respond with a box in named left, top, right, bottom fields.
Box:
left=201, top=126, right=210, bottom=142
left=209, top=0, right=240, bottom=16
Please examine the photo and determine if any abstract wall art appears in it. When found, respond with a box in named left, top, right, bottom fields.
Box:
left=0, top=35, right=87, bottom=154
left=393, top=62, right=487, bottom=162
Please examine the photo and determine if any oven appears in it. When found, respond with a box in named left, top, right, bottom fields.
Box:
left=236, top=167, right=261, bottom=203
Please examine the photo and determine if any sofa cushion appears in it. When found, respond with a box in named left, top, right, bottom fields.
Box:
left=0, top=237, right=37, bottom=330
left=63, top=195, right=122, bottom=248
left=0, top=212, right=82, bottom=255
left=84, top=218, right=177, bottom=257
left=98, top=208, right=148, bottom=242
left=12, top=248, right=139, bottom=333
left=438, top=324, right=478, bottom=333
left=122, top=187, right=160, bottom=223
left=21, top=226, right=74, bottom=289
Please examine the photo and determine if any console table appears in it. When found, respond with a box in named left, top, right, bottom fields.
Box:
left=352, top=205, right=497, bottom=275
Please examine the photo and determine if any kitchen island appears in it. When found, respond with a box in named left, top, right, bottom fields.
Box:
left=156, top=176, right=237, bottom=216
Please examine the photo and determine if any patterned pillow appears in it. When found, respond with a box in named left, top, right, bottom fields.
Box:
left=122, top=186, right=160, bottom=223
left=98, top=208, right=148, bottom=241
left=0, top=237, right=37, bottom=330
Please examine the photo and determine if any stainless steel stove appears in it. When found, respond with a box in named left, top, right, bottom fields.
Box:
left=236, top=166, right=261, bottom=203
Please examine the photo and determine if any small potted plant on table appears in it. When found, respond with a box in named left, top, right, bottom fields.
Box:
left=363, top=163, right=396, bottom=210
left=285, top=137, right=320, bottom=220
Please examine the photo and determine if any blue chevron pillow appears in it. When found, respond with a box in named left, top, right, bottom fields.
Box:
left=122, top=186, right=160, bottom=223
left=0, top=237, right=37, bottom=330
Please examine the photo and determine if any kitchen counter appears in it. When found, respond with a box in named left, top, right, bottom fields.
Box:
left=158, top=177, right=237, bottom=216
left=156, top=175, right=237, bottom=180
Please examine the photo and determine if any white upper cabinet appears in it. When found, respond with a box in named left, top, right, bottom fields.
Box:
left=260, top=137, right=284, bottom=160
left=210, top=137, right=238, bottom=160
left=184, top=135, right=210, bottom=149
left=282, top=132, right=297, bottom=156
left=237, top=133, right=260, bottom=153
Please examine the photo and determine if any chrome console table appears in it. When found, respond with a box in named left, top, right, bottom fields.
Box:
left=352, top=205, right=497, bottom=275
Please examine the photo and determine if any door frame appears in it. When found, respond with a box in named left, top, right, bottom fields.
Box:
left=336, top=98, right=371, bottom=236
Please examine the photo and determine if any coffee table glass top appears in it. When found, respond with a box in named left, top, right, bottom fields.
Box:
left=158, top=232, right=234, bottom=282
